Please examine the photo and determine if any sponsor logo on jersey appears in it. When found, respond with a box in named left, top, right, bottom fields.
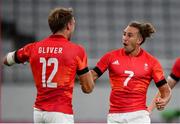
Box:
left=112, top=60, right=120, bottom=65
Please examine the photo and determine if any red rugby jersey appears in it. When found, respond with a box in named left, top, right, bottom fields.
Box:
left=94, top=48, right=166, bottom=113
left=15, top=35, right=88, bottom=114
left=170, top=57, right=180, bottom=81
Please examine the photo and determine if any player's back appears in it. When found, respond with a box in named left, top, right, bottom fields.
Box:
left=29, top=35, right=84, bottom=114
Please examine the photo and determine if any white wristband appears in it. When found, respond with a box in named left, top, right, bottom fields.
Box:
left=6, top=51, right=16, bottom=65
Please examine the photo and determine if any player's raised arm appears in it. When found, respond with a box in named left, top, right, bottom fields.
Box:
left=4, top=43, right=33, bottom=67
left=3, top=51, right=16, bottom=66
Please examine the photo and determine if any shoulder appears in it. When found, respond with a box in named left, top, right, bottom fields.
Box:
left=69, top=42, right=87, bottom=56
left=104, top=48, right=122, bottom=57
left=76, top=44, right=85, bottom=50
left=172, top=57, right=180, bottom=69
left=97, top=49, right=122, bottom=63
left=19, top=42, right=36, bottom=51
left=68, top=41, right=84, bottom=48
left=142, top=49, right=161, bottom=64
left=75, top=43, right=86, bottom=53
left=174, top=57, right=180, bottom=65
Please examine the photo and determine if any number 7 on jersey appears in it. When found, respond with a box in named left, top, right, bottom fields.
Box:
left=124, top=70, right=134, bottom=86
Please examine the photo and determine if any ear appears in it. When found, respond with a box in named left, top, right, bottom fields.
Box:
left=67, top=22, right=71, bottom=30
left=137, top=36, right=143, bottom=45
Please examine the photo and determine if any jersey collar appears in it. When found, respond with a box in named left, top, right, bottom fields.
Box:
left=122, top=48, right=143, bottom=57
left=49, top=34, right=68, bottom=41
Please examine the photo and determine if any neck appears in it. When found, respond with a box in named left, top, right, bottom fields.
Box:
left=55, top=31, right=69, bottom=39
left=127, top=47, right=141, bottom=57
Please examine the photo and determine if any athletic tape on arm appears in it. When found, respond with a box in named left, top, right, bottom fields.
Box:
left=6, top=51, right=16, bottom=65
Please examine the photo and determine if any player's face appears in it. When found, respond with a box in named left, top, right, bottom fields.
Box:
left=122, top=26, right=142, bottom=55
left=71, top=17, right=75, bottom=33
left=68, top=17, right=75, bottom=40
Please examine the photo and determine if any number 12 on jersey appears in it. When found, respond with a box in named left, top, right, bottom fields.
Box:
left=40, top=57, right=58, bottom=88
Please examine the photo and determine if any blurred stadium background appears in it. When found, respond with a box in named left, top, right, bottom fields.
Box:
left=1, top=0, right=180, bottom=123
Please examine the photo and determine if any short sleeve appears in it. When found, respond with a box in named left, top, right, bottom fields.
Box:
left=76, top=45, right=89, bottom=75
left=152, top=58, right=166, bottom=87
left=15, top=43, right=35, bottom=63
left=171, top=58, right=180, bottom=78
left=170, top=57, right=180, bottom=81
left=96, top=52, right=111, bottom=74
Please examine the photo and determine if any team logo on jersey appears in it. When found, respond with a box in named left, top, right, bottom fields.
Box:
left=144, top=63, right=149, bottom=71
left=112, top=60, right=120, bottom=65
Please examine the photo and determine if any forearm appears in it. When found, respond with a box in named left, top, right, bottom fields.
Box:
left=156, top=84, right=171, bottom=110
left=90, top=70, right=99, bottom=81
left=160, top=84, right=171, bottom=102
left=148, top=83, right=171, bottom=112
left=167, top=76, right=177, bottom=89
left=79, top=71, right=94, bottom=93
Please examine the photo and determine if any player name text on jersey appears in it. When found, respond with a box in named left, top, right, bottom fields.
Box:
left=38, top=47, right=63, bottom=54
